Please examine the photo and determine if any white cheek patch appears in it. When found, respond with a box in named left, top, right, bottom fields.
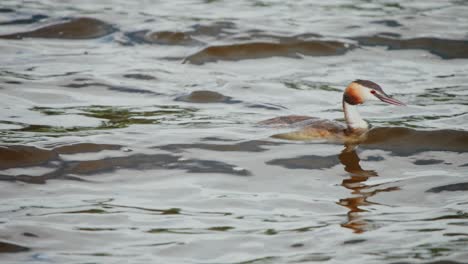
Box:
left=363, top=89, right=379, bottom=101
left=357, top=87, right=379, bottom=101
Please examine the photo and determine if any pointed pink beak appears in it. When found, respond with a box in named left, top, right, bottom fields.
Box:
left=375, top=93, right=406, bottom=106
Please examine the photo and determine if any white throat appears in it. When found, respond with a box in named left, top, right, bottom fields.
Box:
left=342, top=100, right=369, bottom=132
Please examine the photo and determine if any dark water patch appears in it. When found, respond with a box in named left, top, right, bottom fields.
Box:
left=124, top=30, right=203, bottom=46
left=436, top=74, right=456, bottom=79
left=0, top=241, right=30, bottom=253
left=0, top=14, right=48, bottom=26
left=378, top=113, right=468, bottom=128
left=264, top=228, right=278, bottom=235
left=427, top=182, right=468, bottom=193
left=122, top=73, right=157, bottom=80
left=247, top=103, right=284, bottom=110
left=101, top=203, right=185, bottom=215
left=184, top=40, right=353, bottom=64
left=0, top=174, right=44, bottom=184
left=4, top=80, right=22, bottom=84
left=144, top=31, right=200, bottom=45
left=417, top=86, right=468, bottom=105
left=415, top=246, right=452, bottom=259
left=66, top=154, right=181, bottom=175
left=377, top=32, right=402, bottom=38
left=64, top=82, right=159, bottom=95
left=190, top=21, right=236, bottom=37
left=335, top=3, right=401, bottom=11
left=234, top=256, right=281, bottom=264
left=66, top=208, right=108, bottom=214
left=0, top=145, right=58, bottom=170
left=16, top=124, right=94, bottom=133
left=252, top=1, right=273, bottom=7
left=444, top=233, right=468, bottom=237
left=161, top=208, right=180, bottom=215
left=147, top=225, right=241, bottom=235
left=292, top=226, right=316, bottom=232
left=200, top=137, right=238, bottom=142
left=413, top=159, right=444, bottom=165
left=234, top=32, right=323, bottom=43
left=362, top=127, right=468, bottom=156
left=86, top=252, right=112, bottom=257
left=78, top=105, right=193, bottom=128
left=362, top=155, right=385, bottom=161
left=245, top=103, right=285, bottom=110
left=22, top=232, right=38, bottom=238
left=355, top=35, right=468, bottom=59
left=26, top=105, right=194, bottom=133
left=0, top=17, right=116, bottom=39
left=148, top=228, right=200, bottom=235
left=1, top=152, right=250, bottom=184
left=54, top=143, right=122, bottom=154
left=294, top=254, right=332, bottom=262
left=133, top=242, right=183, bottom=248
left=416, top=228, right=445, bottom=232
left=0, top=70, right=80, bottom=82
left=391, top=261, right=466, bottom=264
left=64, top=82, right=100, bottom=88
left=108, top=86, right=158, bottom=95
left=290, top=243, right=304, bottom=248
left=73, top=77, right=92, bottom=82
left=158, top=140, right=282, bottom=153
left=266, top=154, right=339, bottom=170
left=427, top=212, right=468, bottom=221
left=207, top=226, right=234, bottom=231
left=123, top=21, right=237, bottom=46
left=21, top=107, right=66, bottom=116
left=175, top=90, right=240, bottom=104
left=0, top=8, right=14, bottom=13
left=343, top=239, right=366, bottom=245
left=283, top=80, right=342, bottom=92
left=0, top=70, right=36, bottom=81
left=177, top=159, right=250, bottom=175
left=78, top=227, right=117, bottom=231
left=370, top=19, right=402, bottom=27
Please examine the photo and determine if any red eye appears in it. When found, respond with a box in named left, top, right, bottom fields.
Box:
left=371, top=90, right=376, bottom=94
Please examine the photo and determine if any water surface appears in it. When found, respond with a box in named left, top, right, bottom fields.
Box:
left=1, top=1, right=468, bottom=263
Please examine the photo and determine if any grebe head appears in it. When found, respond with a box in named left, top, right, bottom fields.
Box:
left=344, top=79, right=405, bottom=106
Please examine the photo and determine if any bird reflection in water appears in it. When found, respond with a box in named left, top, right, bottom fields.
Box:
left=337, top=146, right=399, bottom=233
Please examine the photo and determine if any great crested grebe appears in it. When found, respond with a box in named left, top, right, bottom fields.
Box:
left=260, top=80, right=406, bottom=141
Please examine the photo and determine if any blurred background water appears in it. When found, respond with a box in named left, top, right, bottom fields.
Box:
left=0, top=0, right=468, bottom=263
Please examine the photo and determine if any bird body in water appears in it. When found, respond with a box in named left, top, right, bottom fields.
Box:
left=260, top=80, right=405, bottom=142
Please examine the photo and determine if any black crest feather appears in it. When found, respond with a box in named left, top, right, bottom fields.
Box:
left=354, top=79, right=384, bottom=92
